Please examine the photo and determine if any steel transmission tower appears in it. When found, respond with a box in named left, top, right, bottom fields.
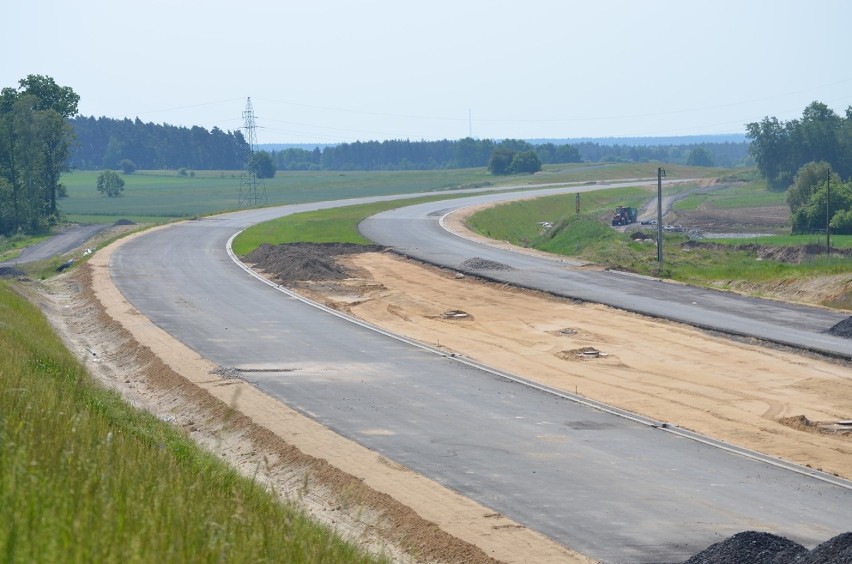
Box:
left=238, top=97, right=267, bottom=207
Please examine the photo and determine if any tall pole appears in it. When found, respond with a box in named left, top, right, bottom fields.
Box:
left=826, top=168, right=831, bottom=258
left=657, top=167, right=665, bottom=264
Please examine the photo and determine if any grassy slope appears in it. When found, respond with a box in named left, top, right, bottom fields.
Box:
left=465, top=181, right=852, bottom=308
left=0, top=281, right=381, bottom=563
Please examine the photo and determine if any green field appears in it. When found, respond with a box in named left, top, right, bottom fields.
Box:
left=58, top=168, right=499, bottom=224
left=57, top=163, right=732, bottom=225
left=0, top=281, right=383, bottom=563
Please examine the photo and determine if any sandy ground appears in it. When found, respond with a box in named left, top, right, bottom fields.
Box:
left=20, top=205, right=852, bottom=563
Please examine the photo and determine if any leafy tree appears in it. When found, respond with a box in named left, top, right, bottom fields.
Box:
left=746, top=116, right=792, bottom=190
left=249, top=151, right=276, bottom=178
left=747, top=101, right=851, bottom=190
left=97, top=170, right=125, bottom=197
left=831, top=208, right=852, bottom=233
left=786, top=161, right=839, bottom=214
left=0, top=76, right=78, bottom=234
left=791, top=179, right=852, bottom=234
left=119, top=158, right=136, bottom=174
left=487, top=148, right=515, bottom=175
left=686, top=147, right=714, bottom=167
left=510, top=150, right=542, bottom=174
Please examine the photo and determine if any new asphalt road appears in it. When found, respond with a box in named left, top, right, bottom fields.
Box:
left=109, top=186, right=852, bottom=563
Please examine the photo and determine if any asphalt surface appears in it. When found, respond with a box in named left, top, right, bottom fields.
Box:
left=109, top=187, right=852, bottom=563
left=359, top=194, right=852, bottom=359
left=0, top=223, right=108, bottom=268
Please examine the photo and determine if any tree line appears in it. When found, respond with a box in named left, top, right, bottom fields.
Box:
left=267, top=138, right=749, bottom=172
left=69, top=116, right=249, bottom=171
left=1, top=75, right=79, bottom=236
left=67, top=117, right=750, bottom=175
left=747, top=101, right=852, bottom=234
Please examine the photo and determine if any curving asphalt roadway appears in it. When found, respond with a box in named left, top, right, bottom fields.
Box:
left=110, top=185, right=852, bottom=563
left=359, top=192, right=852, bottom=360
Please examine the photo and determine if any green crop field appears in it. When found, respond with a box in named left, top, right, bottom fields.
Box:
left=57, top=163, right=733, bottom=226
left=58, top=168, right=498, bottom=224
left=0, top=281, right=384, bottom=563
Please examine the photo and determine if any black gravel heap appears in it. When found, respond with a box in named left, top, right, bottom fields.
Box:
left=826, top=317, right=852, bottom=339
left=683, top=531, right=852, bottom=564
left=0, top=266, right=26, bottom=278
left=684, top=531, right=806, bottom=564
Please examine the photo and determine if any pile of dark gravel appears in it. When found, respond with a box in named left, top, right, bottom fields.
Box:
left=684, top=531, right=852, bottom=563
left=113, top=218, right=136, bottom=226
left=459, top=257, right=515, bottom=271
left=244, top=242, right=384, bottom=283
left=0, top=266, right=26, bottom=278
left=826, top=317, right=852, bottom=339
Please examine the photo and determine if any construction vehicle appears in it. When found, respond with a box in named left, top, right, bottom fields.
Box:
left=611, top=206, right=637, bottom=226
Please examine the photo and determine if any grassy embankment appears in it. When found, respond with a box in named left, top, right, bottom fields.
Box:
left=0, top=281, right=384, bottom=563
left=230, top=163, right=725, bottom=254
left=466, top=177, right=852, bottom=308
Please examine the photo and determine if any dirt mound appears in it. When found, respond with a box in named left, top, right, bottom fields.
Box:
left=683, top=531, right=852, bottom=563
left=244, top=242, right=384, bottom=283
left=459, top=257, right=515, bottom=271
left=684, top=531, right=806, bottom=563
left=0, top=266, right=26, bottom=278
left=827, top=317, right=852, bottom=339
left=113, top=218, right=136, bottom=226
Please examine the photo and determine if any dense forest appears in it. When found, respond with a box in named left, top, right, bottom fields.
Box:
left=747, top=101, right=852, bottom=234
left=70, top=116, right=249, bottom=170
left=69, top=117, right=750, bottom=173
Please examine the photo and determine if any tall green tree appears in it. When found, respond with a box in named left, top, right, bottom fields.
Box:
left=786, top=161, right=840, bottom=215
left=0, top=75, right=78, bottom=234
left=96, top=170, right=125, bottom=197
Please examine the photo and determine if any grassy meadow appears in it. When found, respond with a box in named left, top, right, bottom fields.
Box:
left=0, top=281, right=383, bottom=563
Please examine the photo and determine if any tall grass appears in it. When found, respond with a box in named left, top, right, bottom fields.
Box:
left=0, top=282, right=382, bottom=563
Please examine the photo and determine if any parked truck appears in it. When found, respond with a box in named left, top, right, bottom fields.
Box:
left=611, top=206, right=637, bottom=226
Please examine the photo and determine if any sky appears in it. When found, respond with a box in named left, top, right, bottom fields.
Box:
left=5, top=0, right=852, bottom=145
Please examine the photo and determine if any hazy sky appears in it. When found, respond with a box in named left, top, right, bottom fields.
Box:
left=5, top=0, right=851, bottom=144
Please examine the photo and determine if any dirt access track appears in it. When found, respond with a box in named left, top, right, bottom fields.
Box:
left=25, top=203, right=852, bottom=563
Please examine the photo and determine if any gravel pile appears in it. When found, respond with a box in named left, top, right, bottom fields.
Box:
left=244, top=242, right=384, bottom=283
left=826, top=317, right=852, bottom=339
left=0, top=266, right=26, bottom=278
left=683, top=531, right=852, bottom=563
left=459, top=257, right=515, bottom=271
